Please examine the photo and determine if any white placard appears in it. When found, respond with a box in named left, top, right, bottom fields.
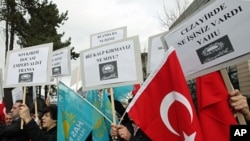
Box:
left=90, top=26, right=127, bottom=47
left=70, top=65, right=81, bottom=87
left=4, top=43, right=53, bottom=88
left=11, top=87, right=23, bottom=104
left=164, top=0, right=250, bottom=78
left=147, top=32, right=167, bottom=74
left=81, top=36, right=143, bottom=91
left=32, top=86, right=36, bottom=100
left=51, top=46, right=71, bottom=77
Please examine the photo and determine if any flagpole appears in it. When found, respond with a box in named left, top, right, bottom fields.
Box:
left=220, top=68, right=246, bottom=125
left=118, top=111, right=127, bottom=125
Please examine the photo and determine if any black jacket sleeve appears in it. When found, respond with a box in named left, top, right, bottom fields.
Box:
left=24, top=119, right=56, bottom=141
left=0, top=119, right=29, bottom=141
left=0, top=119, right=25, bottom=137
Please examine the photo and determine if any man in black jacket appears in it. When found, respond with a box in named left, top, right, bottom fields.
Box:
left=0, top=100, right=30, bottom=141
left=19, top=104, right=57, bottom=141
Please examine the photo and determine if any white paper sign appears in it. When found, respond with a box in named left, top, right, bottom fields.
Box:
left=70, top=65, right=81, bottom=87
left=11, top=87, right=23, bottom=104
left=90, top=26, right=127, bottom=47
left=164, top=0, right=250, bottom=78
left=147, top=32, right=167, bottom=74
left=81, top=36, right=143, bottom=91
left=4, top=43, right=53, bottom=88
left=32, top=86, right=36, bottom=100
left=51, top=46, right=71, bottom=77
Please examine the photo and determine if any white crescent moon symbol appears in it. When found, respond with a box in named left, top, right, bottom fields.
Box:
left=160, top=91, right=193, bottom=136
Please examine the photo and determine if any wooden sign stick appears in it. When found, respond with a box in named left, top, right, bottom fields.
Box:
left=107, top=88, right=119, bottom=140
left=20, top=86, right=27, bottom=129
left=34, top=99, right=38, bottom=119
left=220, top=68, right=246, bottom=125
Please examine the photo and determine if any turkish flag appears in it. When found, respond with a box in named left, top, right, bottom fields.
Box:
left=132, top=84, right=141, bottom=96
left=196, top=71, right=238, bottom=141
left=0, top=98, right=6, bottom=124
left=126, top=47, right=204, bottom=141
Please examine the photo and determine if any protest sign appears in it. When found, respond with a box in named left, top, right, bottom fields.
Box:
left=80, top=36, right=143, bottom=91
left=163, top=0, right=250, bottom=79
left=147, top=32, right=167, bottom=74
left=4, top=43, right=53, bottom=88
left=51, top=46, right=71, bottom=77
left=90, top=26, right=127, bottom=47
left=11, top=87, right=23, bottom=104
left=70, top=65, right=81, bottom=88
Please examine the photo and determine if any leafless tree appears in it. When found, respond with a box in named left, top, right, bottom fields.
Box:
left=158, top=0, right=192, bottom=30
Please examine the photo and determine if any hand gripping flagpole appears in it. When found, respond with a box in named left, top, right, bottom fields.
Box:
left=220, top=68, right=246, bottom=125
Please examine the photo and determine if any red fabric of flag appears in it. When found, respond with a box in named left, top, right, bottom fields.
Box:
left=196, top=71, right=238, bottom=141
left=0, top=99, right=6, bottom=124
left=132, top=84, right=141, bottom=96
left=126, top=47, right=204, bottom=141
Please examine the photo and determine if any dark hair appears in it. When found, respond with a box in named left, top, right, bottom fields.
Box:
left=15, top=100, right=23, bottom=104
left=42, top=105, right=57, bottom=120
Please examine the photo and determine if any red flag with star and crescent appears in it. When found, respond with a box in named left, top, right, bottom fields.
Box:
left=126, top=47, right=204, bottom=141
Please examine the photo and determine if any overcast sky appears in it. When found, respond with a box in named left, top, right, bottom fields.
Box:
left=52, top=0, right=172, bottom=52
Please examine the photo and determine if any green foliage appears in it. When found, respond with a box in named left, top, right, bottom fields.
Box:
left=1, top=0, right=80, bottom=59
left=15, top=0, right=70, bottom=50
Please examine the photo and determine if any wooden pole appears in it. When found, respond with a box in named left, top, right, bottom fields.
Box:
left=33, top=86, right=38, bottom=120
left=107, top=88, right=119, bottom=140
left=34, top=100, right=38, bottom=119
left=220, top=68, right=246, bottom=125
left=20, top=86, right=26, bottom=129
left=107, top=88, right=116, bottom=124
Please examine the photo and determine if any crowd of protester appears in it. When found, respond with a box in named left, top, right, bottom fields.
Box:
left=0, top=89, right=249, bottom=141
left=0, top=98, right=58, bottom=141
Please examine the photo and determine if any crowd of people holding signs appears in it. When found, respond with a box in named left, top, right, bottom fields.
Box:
left=0, top=0, right=250, bottom=141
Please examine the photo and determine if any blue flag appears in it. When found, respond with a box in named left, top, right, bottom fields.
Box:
left=86, top=89, right=114, bottom=141
left=57, top=82, right=97, bottom=141
left=113, top=85, right=134, bottom=103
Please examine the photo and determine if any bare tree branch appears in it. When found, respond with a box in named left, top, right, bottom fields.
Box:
left=158, top=0, right=192, bottom=30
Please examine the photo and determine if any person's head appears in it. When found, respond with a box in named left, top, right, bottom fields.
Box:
left=5, top=112, right=13, bottom=126
left=41, top=105, right=57, bottom=131
left=11, top=100, right=23, bottom=119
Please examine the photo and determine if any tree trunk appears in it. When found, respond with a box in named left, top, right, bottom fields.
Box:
left=9, top=22, right=15, bottom=51
left=5, top=20, right=9, bottom=64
